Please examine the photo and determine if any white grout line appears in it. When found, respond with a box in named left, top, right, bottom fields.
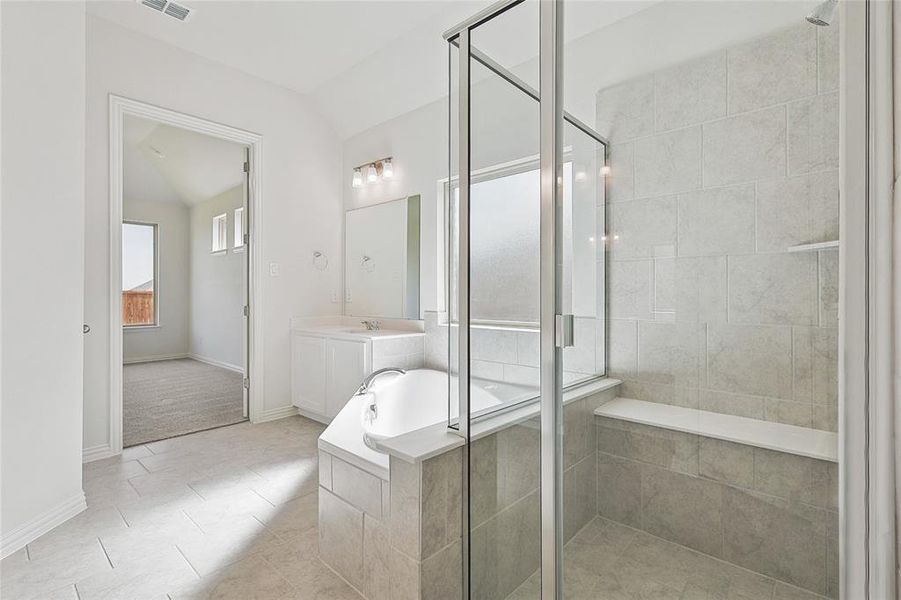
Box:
left=175, top=545, right=201, bottom=579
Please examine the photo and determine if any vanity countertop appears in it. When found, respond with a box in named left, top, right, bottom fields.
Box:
left=289, top=316, right=425, bottom=340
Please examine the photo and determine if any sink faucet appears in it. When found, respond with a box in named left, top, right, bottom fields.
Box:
left=355, top=367, right=405, bottom=396
left=360, top=320, right=381, bottom=331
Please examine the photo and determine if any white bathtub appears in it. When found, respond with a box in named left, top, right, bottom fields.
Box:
left=317, top=368, right=534, bottom=480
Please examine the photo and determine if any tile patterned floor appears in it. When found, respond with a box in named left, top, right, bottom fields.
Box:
left=1, top=414, right=831, bottom=600
left=0, top=416, right=363, bottom=600
left=508, top=517, right=831, bottom=600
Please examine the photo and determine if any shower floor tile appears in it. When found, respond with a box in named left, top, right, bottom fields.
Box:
left=506, top=517, right=830, bottom=600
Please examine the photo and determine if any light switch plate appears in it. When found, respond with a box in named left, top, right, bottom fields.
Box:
left=269, top=262, right=280, bottom=276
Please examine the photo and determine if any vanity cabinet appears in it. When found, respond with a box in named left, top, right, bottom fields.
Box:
left=291, top=332, right=370, bottom=422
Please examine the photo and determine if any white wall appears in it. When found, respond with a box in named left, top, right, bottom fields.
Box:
left=84, top=16, right=344, bottom=450
left=1, top=1, right=87, bottom=556
left=122, top=199, right=190, bottom=362
left=190, top=186, right=245, bottom=370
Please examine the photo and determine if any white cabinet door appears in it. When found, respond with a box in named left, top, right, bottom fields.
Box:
left=291, top=334, right=327, bottom=414
left=326, top=338, right=369, bottom=418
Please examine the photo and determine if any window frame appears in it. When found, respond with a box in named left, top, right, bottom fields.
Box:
left=233, top=207, right=245, bottom=251
left=121, top=220, right=159, bottom=329
left=211, top=212, right=228, bottom=254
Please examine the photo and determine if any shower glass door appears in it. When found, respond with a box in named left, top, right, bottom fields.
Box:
left=447, top=1, right=610, bottom=596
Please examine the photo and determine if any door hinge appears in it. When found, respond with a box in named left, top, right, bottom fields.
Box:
left=243, top=233, right=249, bottom=245
left=243, top=161, right=249, bottom=173
left=243, top=377, right=249, bottom=389
left=243, top=305, right=249, bottom=317
left=555, top=314, right=574, bottom=348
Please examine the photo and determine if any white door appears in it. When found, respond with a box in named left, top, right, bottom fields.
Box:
left=292, top=334, right=327, bottom=414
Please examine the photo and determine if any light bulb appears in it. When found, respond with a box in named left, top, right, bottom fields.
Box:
left=352, top=168, right=363, bottom=188
left=367, top=163, right=378, bottom=183
left=382, top=159, right=393, bottom=179
left=600, top=165, right=611, bottom=177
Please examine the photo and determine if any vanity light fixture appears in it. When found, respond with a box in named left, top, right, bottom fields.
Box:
left=351, top=157, right=394, bottom=188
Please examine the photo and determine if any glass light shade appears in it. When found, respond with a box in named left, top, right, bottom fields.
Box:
left=352, top=168, right=363, bottom=188
left=367, top=163, right=378, bottom=183
left=382, top=159, right=393, bottom=179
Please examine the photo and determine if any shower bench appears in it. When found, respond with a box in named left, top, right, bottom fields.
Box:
left=594, top=397, right=839, bottom=598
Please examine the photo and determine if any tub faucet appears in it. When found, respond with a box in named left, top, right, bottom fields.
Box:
left=355, top=367, right=406, bottom=395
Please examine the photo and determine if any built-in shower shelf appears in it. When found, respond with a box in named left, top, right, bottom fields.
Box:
left=787, top=240, right=839, bottom=253
left=595, top=398, right=838, bottom=462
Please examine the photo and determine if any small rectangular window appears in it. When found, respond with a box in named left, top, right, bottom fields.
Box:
left=122, top=222, right=157, bottom=327
left=234, top=207, right=244, bottom=249
left=212, top=213, right=227, bottom=253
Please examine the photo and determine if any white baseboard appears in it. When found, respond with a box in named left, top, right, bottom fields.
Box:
left=123, top=353, right=188, bottom=365
left=188, top=353, right=244, bottom=374
left=83, top=444, right=117, bottom=463
left=254, top=405, right=299, bottom=424
left=296, top=408, right=331, bottom=425
left=0, top=492, right=86, bottom=559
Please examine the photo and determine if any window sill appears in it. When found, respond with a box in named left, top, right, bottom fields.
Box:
left=124, top=324, right=160, bottom=331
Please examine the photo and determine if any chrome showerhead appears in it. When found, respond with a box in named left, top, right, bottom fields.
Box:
left=807, top=0, right=838, bottom=26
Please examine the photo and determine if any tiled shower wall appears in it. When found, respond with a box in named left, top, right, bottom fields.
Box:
left=602, top=22, right=840, bottom=431
left=423, top=312, right=602, bottom=388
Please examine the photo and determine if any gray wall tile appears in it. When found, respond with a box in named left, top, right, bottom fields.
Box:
left=723, top=488, right=827, bottom=594
left=654, top=258, right=674, bottom=314
left=331, top=457, right=384, bottom=518
left=421, top=540, right=462, bottom=600
left=363, top=515, right=390, bottom=600
left=641, top=464, right=724, bottom=557
left=765, top=398, right=813, bottom=428
left=609, top=197, right=677, bottom=259
left=699, top=438, right=754, bottom=488
left=698, top=388, right=766, bottom=420
left=389, top=456, right=421, bottom=559
left=607, top=143, right=635, bottom=203
left=707, top=324, right=793, bottom=399
left=421, top=449, right=462, bottom=560
left=655, top=51, right=727, bottom=131
left=596, top=76, right=655, bottom=142
left=677, top=184, right=756, bottom=256
left=318, top=488, right=365, bottom=590
left=634, top=127, right=702, bottom=198
left=787, top=92, right=839, bottom=175
left=672, top=256, right=728, bottom=323
left=596, top=452, right=641, bottom=528
left=637, top=321, right=705, bottom=387
left=817, top=24, right=839, bottom=93
left=609, top=260, right=652, bottom=319
left=757, top=172, right=839, bottom=252
left=471, top=328, right=517, bottom=363
left=608, top=319, right=638, bottom=379
left=728, top=253, right=818, bottom=325
left=703, top=107, right=787, bottom=186
left=819, top=249, right=839, bottom=327
left=727, top=23, right=817, bottom=113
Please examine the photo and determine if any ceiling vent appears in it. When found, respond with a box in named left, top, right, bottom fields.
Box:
left=138, top=0, right=194, bottom=22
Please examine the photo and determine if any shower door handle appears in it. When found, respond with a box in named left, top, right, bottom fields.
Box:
left=555, top=314, right=574, bottom=348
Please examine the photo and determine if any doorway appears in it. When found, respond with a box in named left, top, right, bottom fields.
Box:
left=109, top=96, right=262, bottom=451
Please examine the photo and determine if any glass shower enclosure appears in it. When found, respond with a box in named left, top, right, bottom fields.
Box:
left=446, top=0, right=840, bottom=598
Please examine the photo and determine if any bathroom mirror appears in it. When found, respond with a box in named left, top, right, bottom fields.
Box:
left=344, top=195, right=421, bottom=319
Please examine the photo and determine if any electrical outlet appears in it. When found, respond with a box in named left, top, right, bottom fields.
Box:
left=269, top=262, right=280, bottom=277
left=345, top=290, right=352, bottom=302
left=330, top=292, right=339, bottom=303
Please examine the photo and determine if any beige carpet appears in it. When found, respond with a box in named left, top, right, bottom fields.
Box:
left=123, top=358, right=245, bottom=447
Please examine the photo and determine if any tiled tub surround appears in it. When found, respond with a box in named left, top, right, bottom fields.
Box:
left=317, top=382, right=620, bottom=600
left=595, top=412, right=838, bottom=598
left=601, top=22, right=840, bottom=432
left=423, top=311, right=604, bottom=392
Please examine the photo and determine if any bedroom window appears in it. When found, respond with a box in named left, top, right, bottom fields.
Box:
left=122, top=222, right=157, bottom=327
left=212, top=213, right=228, bottom=253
